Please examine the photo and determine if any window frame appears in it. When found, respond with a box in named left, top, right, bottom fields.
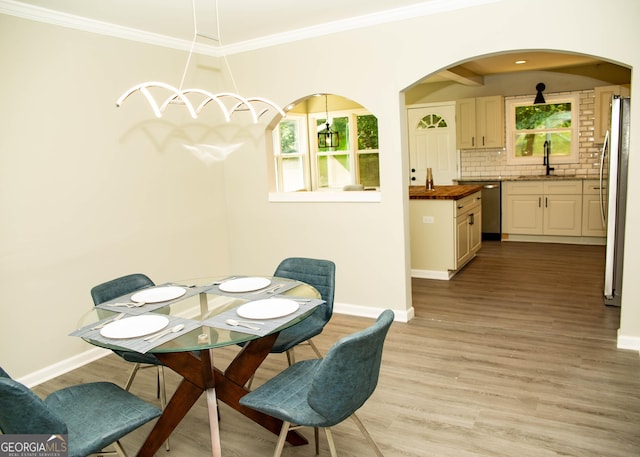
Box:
left=506, top=93, right=580, bottom=165
left=270, top=106, right=380, bottom=202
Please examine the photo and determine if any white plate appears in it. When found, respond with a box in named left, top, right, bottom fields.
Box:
left=100, top=315, right=169, bottom=339
left=131, top=286, right=186, bottom=303
left=236, top=298, right=299, bottom=320
left=219, top=277, right=271, bottom=293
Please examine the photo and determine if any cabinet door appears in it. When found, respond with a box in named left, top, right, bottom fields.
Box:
left=455, top=98, right=476, bottom=149
left=594, top=85, right=630, bottom=144
left=543, top=194, right=582, bottom=236
left=504, top=194, right=543, bottom=235
left=455, top=212, right=472, bottom=267
left=582, top=194, right=607, bottom=237
left=476, top=96, right=505, bottom=148
left=469, top=209, right=482, bottom=253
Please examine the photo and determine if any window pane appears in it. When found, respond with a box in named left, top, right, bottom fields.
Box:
left=515, top=103, right=572, bottom=130
left=514, top=131, right=572, bottom=157
left=317, top=154, right=351, bottom=189
left=358, top=153, right=380, bottom=187
left=357, top=114, right=379, bottom=150
left=279, top=119, right=301, bottom=154
left=281, top=157, right=305, bottom=191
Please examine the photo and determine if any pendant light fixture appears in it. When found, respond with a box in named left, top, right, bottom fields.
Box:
left=317, top=94, right=339, bottom=149
left=116, top=0, right=284, bottom=123
left=534, top=82, right=546, bottom=104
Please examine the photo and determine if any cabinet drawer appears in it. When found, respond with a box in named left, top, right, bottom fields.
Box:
left=455, top=192, right=481, bottom=217
left=543, top=180, right=582, bottom=194
left=583, top=179, right=606, bottom=195
left=504, top=181, right=544, bottom=194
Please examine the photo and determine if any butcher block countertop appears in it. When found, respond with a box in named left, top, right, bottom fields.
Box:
left=409, top=185, right=482, bottom=200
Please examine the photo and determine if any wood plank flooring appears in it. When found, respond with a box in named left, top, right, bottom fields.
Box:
left=32, top=241, right=640, bottom=456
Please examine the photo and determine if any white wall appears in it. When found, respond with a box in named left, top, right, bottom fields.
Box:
left=0, top=16, right=233, bottom=380
left=223, top=0, right=640, bottom=344
left=2, top=0, right=639, bottom=381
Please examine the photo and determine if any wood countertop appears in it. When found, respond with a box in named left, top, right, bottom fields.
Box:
left=409, top=185, right=482, bottom=200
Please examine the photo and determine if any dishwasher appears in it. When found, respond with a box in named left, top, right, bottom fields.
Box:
left=457, top=180, right=501, bottom=240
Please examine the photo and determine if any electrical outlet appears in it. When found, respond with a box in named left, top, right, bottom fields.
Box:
left=422, top=216, right=434, bottom=224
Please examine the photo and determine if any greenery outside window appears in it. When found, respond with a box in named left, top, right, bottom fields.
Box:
left=506, top=93, right=579, bottom=165
left=274, top=115, right=308, bottom=192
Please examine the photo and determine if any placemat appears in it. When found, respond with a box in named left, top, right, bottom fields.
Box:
left=70, top=315, right=202, bottom=353
left=203, top=277, right=303, bottom=300
left=201, top=298, right=324, bottom=336
left=95, top=283, right=206, bottom=315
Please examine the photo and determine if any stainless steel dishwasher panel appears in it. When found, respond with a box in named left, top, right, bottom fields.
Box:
left=458, top=180, right=501, bottom=240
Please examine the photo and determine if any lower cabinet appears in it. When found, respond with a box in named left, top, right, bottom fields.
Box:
left=582, top=180, right=607, bottom=237
left=410, top=191, right=482, bottom=278
left=503, top=180, right=603, bottom=239
left=456, top=197, right=482, bottom=267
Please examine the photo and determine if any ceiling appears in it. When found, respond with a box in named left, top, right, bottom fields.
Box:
left=10, top=0, right=455, bottom=45
left=6, top=0, right=631, bottom=86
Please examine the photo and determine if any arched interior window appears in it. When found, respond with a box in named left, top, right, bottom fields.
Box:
left=271, top=94, right=380, bottom=193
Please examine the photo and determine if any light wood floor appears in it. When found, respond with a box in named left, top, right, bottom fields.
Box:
left=33, top=241, right=640, bottom=456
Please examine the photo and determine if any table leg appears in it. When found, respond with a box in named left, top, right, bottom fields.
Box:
left=206, top=388, right=222, bottom=457
left=137, top=339, right=307, bottom=457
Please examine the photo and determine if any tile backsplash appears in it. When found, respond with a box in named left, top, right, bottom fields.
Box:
left=460, top=89, right=603, bottom=179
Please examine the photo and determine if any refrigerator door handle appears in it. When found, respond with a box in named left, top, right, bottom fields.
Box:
left=599, top=130, right=609, bottom=227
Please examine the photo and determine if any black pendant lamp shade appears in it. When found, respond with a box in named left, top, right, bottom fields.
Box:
left=318, top=94, right=339, bottom=149
left=534, top=82, right=546, bottom=104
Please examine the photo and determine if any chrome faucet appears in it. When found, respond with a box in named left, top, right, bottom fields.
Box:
left=543, top=140, right=554, bottom=175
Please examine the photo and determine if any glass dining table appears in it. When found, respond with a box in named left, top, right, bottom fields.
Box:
left=74, top=276, right=323, bottom=457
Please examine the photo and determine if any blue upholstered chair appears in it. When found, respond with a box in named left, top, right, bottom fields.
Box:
left=91, top=273, right=170, bottom=449
left=240, top=309, right=394, bottom=457
left=271, top=257, right=336, bottom=365
left=0, top=369, right=161, bottom=457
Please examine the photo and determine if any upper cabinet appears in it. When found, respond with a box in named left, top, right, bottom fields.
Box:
left=594, top=85, right=630, bottom=144
left=455, top=95, right=505, bottom=149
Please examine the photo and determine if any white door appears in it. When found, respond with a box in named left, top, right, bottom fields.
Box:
left=408, top=103, right=458, bottom=185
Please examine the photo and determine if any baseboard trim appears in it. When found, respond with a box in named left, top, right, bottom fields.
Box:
left=617, top=330, right=640, bottom=352
left=334, top=302, right=414, bottom=323
left=411, top=268, right=454, bottom=280
left=18, top=346, right=110, bottom=388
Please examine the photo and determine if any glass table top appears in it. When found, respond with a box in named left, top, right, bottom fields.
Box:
left=76, top=276, right=321, bottom=353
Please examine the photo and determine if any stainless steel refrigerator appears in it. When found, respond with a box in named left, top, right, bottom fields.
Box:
left=602, top=96, right=630, bottom=307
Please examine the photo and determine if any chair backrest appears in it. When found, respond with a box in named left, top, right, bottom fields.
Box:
left=307, top=309, right=394, bottom=424
left=273, top=257, right=336, bottom=322
left=91, top=273, right=155, bottom=305
left=0, top=366, right=11, bottom=378
left=0, top=377, right=68, bottom=435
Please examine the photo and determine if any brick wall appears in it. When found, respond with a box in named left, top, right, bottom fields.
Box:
left=460, top=90, right=603, bottom=179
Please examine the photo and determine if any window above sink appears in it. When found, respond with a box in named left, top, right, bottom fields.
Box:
left=506, top=93, right=580, bottom=166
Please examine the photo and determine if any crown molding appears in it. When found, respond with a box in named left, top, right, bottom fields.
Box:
left=1, top=0, right=498, bottom=56
left=222, top=0, right=500, bottom=55
left=0, top=0, right=220, bottom=56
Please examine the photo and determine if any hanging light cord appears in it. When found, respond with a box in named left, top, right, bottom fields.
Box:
left=115, top=0, right=284, bottom=122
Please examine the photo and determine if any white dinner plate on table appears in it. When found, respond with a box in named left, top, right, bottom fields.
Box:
left=236, top=298, right=299, bottom=320
left=100, top=315, right=169, bottom=339
left=131, top=286, right=186, bottom=303
left=219, top=277, right=271, bottom=293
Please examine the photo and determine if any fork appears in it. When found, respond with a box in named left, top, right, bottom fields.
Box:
left=111, top=301, right=146, bottom=308
left=91, top=312, right=125, bottom=330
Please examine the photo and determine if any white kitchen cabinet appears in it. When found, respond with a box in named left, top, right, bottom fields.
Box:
left=455, top=193, right=482, bottom=267
left=456, top=96, right=504, bottom=149
left=594, top=85, right=630, bottom=144
left=410, top=191, right=482, bottom=278
left=503, top=181, right=582, bottom=236
left=582, top=179, right=607, bottom=237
